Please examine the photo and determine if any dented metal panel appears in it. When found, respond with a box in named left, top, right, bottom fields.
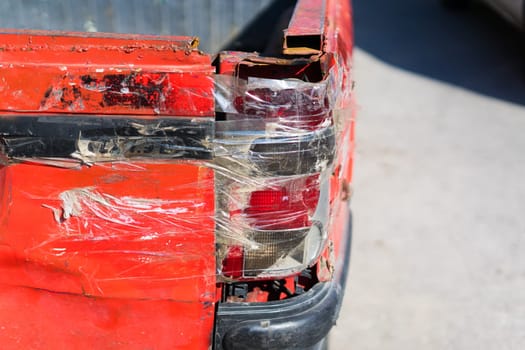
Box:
left=0, top=162, right=216, bottom=349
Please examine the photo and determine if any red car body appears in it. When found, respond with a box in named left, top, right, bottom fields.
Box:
left=0, top=0, right=354, bottom=348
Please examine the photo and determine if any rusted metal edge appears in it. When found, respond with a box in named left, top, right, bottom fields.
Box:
left=216, top=50, right=323, bottom=81
left=0, top=28, right=199, bottom=50
left=283, top=0, right=327, bottom=56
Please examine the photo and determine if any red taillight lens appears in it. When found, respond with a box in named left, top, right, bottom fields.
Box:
left=244, top=175, right=320, bottom=230
left=221, top=246, right=244, bottom=279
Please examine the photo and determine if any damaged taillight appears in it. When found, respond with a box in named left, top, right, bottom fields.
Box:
left=218, top=174, right=328, bottom=279
left=215, top=58, right=335, bottom=280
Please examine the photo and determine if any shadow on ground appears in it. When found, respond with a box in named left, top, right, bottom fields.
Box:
left=353, top=0, right=525, bottom=105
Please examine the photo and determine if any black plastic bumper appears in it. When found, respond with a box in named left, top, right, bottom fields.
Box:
left=214, top=210, right=352, bottom=350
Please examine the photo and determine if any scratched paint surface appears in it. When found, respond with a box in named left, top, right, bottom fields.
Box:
left=0, top=162, right=216, bottom=298
left=0, top=162, right=216, bottom=349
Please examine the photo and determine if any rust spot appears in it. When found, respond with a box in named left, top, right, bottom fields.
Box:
left=40, top=73, right=172, bottom=113
left=190, top=38, right=199, bottom=50
left=41, top=86, right=53, bottom=104
left=97, top=73, right=170, bottom=111
left=340, top=181, right=352, bottom=201
left=61, top=85, right=81, bottom=106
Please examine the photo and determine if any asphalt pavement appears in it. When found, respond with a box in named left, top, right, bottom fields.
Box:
left=330, top=1, right=525, bottom=349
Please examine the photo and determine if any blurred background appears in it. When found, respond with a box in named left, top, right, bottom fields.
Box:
left=331, top=0, right=525, bottom=349
left=1, top=0, right=524, bottom=348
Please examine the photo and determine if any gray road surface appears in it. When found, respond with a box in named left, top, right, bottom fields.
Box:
left=331, top=1, right=525, bottom=349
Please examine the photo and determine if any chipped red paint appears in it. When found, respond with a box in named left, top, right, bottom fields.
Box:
left=0, top=30, right=214, bottom=116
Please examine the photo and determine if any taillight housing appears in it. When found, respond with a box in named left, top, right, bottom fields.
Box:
left=215, top=70, right=335, bottom=280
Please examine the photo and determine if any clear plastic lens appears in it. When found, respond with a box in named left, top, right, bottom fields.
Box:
left=220, top=222, right=325, bottom=279
left=243, top=228, right=309, bottom=276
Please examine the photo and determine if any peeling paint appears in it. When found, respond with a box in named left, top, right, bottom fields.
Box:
left=0, top=31, right=214, bottom=116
